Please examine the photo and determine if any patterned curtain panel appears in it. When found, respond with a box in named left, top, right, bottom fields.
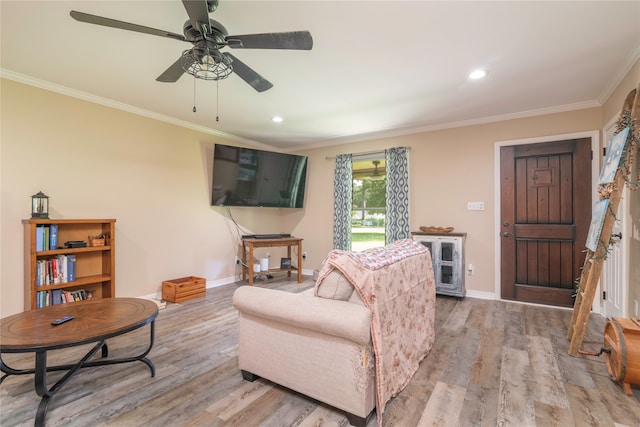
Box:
left=333, top=154, right=353, bottom=250
left=385, top=147, right=410, bottom=243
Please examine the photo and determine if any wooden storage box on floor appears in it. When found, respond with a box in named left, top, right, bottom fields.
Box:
left=162, top=276, right=206, bottom=303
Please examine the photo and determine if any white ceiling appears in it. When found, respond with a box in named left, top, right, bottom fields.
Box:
left=2, top=1, right=640, bottom=150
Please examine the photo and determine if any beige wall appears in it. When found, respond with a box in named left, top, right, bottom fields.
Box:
left=0, top=79, right=288, bottom=316
left=292, top=109, right=602, bottom=297
left=2, top=58, right=638, bottom=316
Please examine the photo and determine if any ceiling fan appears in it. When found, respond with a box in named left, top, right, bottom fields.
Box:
left=371, top=160, right=385, bottom=180
left=70, top=0, right=313, bottom=92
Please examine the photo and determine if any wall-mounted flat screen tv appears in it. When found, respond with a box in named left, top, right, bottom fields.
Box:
left=211, top=144, right=308, bottom=208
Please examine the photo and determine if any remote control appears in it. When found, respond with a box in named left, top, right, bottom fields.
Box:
left=51, top=315, right=73, bottom=325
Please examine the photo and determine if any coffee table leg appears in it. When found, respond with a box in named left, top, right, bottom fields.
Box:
left=142, top=321, right=155, bottom=376
left=0, top=355, right=24, bottom=384
left=121, top=320, right=155, bottom=377
left=79, top=321, right=156, bottom=377
left=33, top=341, right=105, bottom=427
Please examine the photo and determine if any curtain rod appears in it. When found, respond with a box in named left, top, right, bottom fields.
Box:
left=325, top=146, right=411, bottom=160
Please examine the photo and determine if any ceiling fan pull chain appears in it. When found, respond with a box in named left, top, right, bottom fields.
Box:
left=192, top=76, right=197, bottom=113
left=216, top=80, right=220, bottom=122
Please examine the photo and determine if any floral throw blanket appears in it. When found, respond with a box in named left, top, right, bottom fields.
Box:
left=315, top=239, right=436, bottom=423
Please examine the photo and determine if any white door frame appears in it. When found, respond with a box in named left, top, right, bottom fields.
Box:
left=494, top=131, right=600, bottom=310
left=602, top=118, right=630, bottom=318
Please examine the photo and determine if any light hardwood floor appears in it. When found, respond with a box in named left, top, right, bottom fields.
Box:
left=1, top=276, right=639, bottom=426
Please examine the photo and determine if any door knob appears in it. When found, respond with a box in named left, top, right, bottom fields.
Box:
left=503, top=232, right=510, bottom=238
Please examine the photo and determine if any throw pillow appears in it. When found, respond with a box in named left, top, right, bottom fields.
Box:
left=348, top=289, right=366, bottom=306
left=315, top=269, right=354, bottom=300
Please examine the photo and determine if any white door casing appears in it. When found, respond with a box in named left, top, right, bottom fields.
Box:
left=602, top=121, right=629, bottom=318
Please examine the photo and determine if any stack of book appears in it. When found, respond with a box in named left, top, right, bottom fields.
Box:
left=36, top=255, right=76, bottom=286
left=35, top=289, right=93, bottom=308
left=35, top=224, right=59, bottom=251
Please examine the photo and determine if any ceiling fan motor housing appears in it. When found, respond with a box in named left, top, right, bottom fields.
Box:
left=183, top=18, right=228, bottom=45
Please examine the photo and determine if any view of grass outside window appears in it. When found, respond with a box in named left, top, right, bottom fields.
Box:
left=351, top=158, right=386, bottom=251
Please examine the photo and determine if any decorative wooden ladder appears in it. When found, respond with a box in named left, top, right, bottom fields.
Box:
left=567, top=84, right=640, bottom=356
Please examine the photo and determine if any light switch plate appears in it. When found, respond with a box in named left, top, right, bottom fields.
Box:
left=467, top=201, right=485, bottom=211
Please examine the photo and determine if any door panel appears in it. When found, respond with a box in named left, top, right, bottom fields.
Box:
left=500, top=138, right=591, bottom=307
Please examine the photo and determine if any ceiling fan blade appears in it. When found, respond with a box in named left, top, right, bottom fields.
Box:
left=224, top=53, right=273, bottom=92
left=226, top=31, right=313, bottom=50
left=182, top=0, right=211, bottom=35
left=156, top=57, right=189, bottom=83
left=70, top=11, right=186, bottom=41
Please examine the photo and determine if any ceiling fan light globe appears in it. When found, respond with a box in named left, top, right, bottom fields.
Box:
left=180, top=47, right=232, bottom=81
left=202, top=55, right=215, bottom=65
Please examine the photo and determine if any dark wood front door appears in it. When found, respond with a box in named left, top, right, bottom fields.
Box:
left=500, top=138, right=591, bottom=307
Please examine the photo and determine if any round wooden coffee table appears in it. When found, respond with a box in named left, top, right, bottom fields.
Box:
left=0, top=298, right=158, bottom=426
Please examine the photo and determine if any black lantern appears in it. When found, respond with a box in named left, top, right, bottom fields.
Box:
left=31, top=191, right=49, bottom=219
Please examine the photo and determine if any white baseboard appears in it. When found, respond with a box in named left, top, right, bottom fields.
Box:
left=207, top=276, right=238, bottom=289
left=140, top=291, right=163, bottom=300
left=465, top=290, right=496, bottom=300
left=207, top=270, right=316, bottom=290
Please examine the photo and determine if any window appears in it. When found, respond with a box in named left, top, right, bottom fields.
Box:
left=351, top=156, right=386, bottom=251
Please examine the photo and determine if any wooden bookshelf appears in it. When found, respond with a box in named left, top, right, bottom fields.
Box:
left=23, top=219, right=115, bottom=310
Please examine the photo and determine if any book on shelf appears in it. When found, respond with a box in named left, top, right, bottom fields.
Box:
left=67, top=255, right=76, bottom=282
left=52, top=257, right=59, bottom=284
left=44, top=226, right=50, bottom=251
left=36, top=226, right=45, bottom=251
left=51, top=289, right=63, bottom=305
left=49, top=224, right=58, bottom=250
left=57, top=255, right=67, bottom=283
left=36, top=260, right=41, bottom=286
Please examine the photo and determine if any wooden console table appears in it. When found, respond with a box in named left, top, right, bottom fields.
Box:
left=242, top=237, right=303, bottom=285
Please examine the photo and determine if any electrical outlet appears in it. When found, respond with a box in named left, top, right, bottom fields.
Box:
left=235, top=256, right=240, bottom=265
left=302, top=252, right=308, bottom=260
left=634, top=299, right=639, bottom=317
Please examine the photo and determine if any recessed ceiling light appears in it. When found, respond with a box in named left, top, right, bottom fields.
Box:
left=469, top=69, right=487, bottom=80
left=272, top=116, right=283, bottom=123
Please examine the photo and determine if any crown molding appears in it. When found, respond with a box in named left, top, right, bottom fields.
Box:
left=0, top=69, right=266, bottom=148
left=598, top=41, right=640, bottom=104
left=291, top=100, right=601, bottom=152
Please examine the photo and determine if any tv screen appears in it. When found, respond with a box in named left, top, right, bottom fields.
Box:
left=211, top=144, right=308, bottom=208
